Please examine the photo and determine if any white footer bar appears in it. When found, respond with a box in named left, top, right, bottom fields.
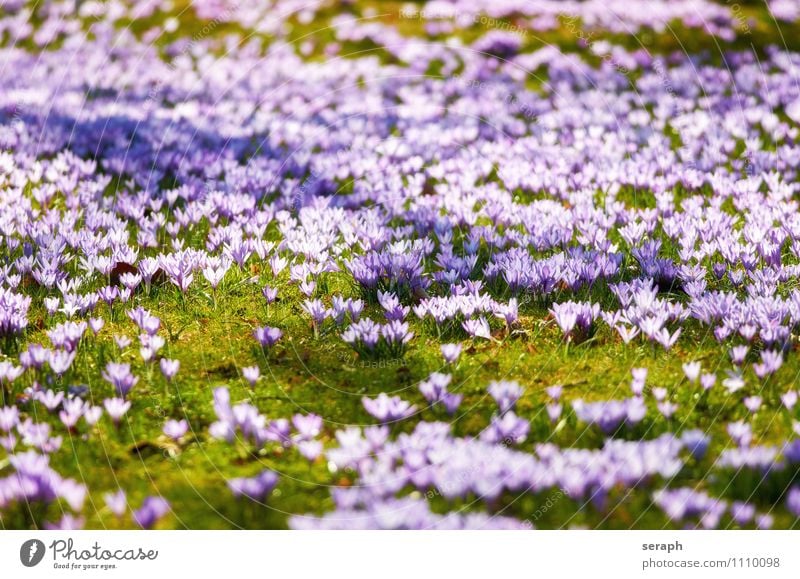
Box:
left=1, top=531, right=797, bottom=578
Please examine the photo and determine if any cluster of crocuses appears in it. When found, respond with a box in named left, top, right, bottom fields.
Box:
left=289, top=370, right=800, bottom=529
left=290, top=412, right=690, bottom=529
left=209, top=387, right=324, bottom=462
left=0, top=450, right=86, bottom=527
left=1, top=0, right=800, bottom=530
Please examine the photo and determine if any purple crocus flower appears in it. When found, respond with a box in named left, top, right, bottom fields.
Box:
left=103, top=397, right=131, bottom=426
left=546, top=403, right=562, bottom=423
left=262, top=419, right=292, bottom=446
left=440, top=343, right=462, bottom=364
left=782, top=391, right=798, bottom=411
left=292, top=413, right=322, bottom=439
left=302, top=299, right=328, bottom=326
left=0, top=406, right=19, bottom=431
left=419, top=372, right=452, bottom=403
left=378, top=291, right=409, bottom=321
left=242, top=365, right=260, bottom=386
left=494, top=297, right=519, bottom=327
left=381, top=320, right=414, bottom=350
left=36, top=389, right=64, bottom=412
left=731, top=501, right=756, bottom=525
left=163, top=419, right=189, bottom=441
left=45, top=515, right=85, bottom=530
left=342, top=319, right=381, bottom=351
left=88, top=317, right=105, bottom=335
left=254, top=326, right=283, bottom=347
left=47, top=321, right=87, bottom=351
left=262, top=285, right=278, bottom=303
left=441, top=392, right=463, bottom=415
left=134, top=496, right=170, bottom=529
left=104, top=490, right=127, bottom=517
left=631, top=368, right=647, bottom=396
left=20, top=344, right=48, bottom=369
left=787, top=487, right=800, bottom=518
left=127, top=307, right=161, bottom=336
left=730, top=345, right=749, bottom=365
left=102, top=362, right=138, bottom=397
left=0, top=361, right=24, bottom=384
left=362, top=393, right=417, bottom=423
left=297, top=439, right=323, bottom=461
left=48, top=349, right=76, bottom=375
left=202, top=258, right=230, bottom=289
left=700, top=373, right=716, bottom=391
left=572, top=397, right=646, bottom=433
left=159, top=358, right=180, bottom=381
left=680, top=429, right=709, bottom=459
left=743, top=396, right=762, bottom=413
left=545, top=385, right=563, bottom=401
left=753, top=349, right=783, bottom=378
left=462, top=317, right=492, bottom=339
left=481, top=411, right=530, bottom=445
left=228, top=470, right=279, bottom=501
left=487, top=380, right=523, bottom=414
left=682, top=361, right=701, bottom=382
left=756, top=514, right=774, bottom=530
left=550, top=301, right=600, bottom=340
left=657, top=401, right=678, bottom=418
left=727, top=421, right=752, bottom=447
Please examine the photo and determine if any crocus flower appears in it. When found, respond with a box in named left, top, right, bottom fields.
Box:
left=48, top=349, right=76, bottom=375
left=440, top=343, right=462, bottom=364
left=362, top=393, right=417, bottom=423
left=254, top=326, right=283, bottom=347
left=787, top=487, right=800, bottom=518
left=88, top=317, right=105, bottom=335
left=292, top=413, right=322, bottom=439
left=297, top=439, right=323, bottom=461
left=681, top=430, right=709, bottom=459
left=163, top=419, right=189, bottom=441
left=134, top=496, right=170, bottom=529
left=487, top=380, right=523, bottom=413
left=731, top=501, right=755, bottom=525
left=781, top=391, right=798, bottom=411
left=419, top=372, right=452, bottom=403
left=103, top=398, right=131, bottom=426
left=441, top=393, right=463, bottom=415
left=45, top=515, right=85, bottom=530
left=0, top=406, right=19, bottom=431
left=753, top=350, right=783, bottom=378
left=36, top=389, right=64, bottom=412
left=727, top=421, right=752, bottom=447
left=545, top=385, right=563, bottom=401
left=104, top=490, right=127, bottom=517
left=756, top=514, right=774, bottom=530
left=700, top=373, right=716, bottom=391
left=242, top=366, right=260, bottom=386
left=228, top=470, right=279, bottom=501
left=159, top=358, right=180, bottom=381
left=262, top=285, right=278, bottom=303
left=743, top=396, right=762, bottom=413
left=682, top=361, right=701, bottom=382
left=102, top=362, right=138, bottom=397
left=481, top=411, right=530, bottom=445
left=462, top=317, right=492, bottom=339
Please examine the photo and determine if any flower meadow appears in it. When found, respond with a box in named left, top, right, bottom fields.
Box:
left=1, top=0, right=800, bottom=531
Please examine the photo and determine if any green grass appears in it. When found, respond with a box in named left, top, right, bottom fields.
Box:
left=2, top=255, right=797, bottom=529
